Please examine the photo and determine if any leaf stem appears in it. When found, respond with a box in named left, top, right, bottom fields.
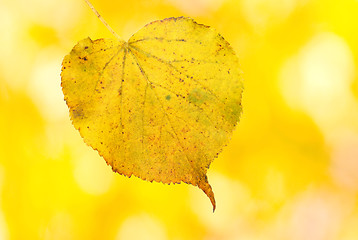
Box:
left=83, top=0, right=122, bottom=40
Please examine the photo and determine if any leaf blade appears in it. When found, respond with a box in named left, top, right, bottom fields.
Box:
left=61, top=17, right=243, bottom=211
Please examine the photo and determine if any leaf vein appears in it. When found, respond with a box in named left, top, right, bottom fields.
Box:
left=128, top=48, right=198, bottom=175
left=129, top=45, right=223, bottom=104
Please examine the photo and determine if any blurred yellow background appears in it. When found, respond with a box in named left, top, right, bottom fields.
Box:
left=1, top=0, right=358, bottom=239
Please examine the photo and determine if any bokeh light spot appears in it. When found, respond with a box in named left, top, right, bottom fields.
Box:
left=0, top=166, right=9, bottom=240
left=166, top=0, right=227, bottom=16
left=289, top=189, right=354, bottom=240
left=280, top=32, right=357, bottom=136
left=330, top=131, right=358, bottom=191
left=190, top=173, right=252, bottom=232
left=74, top=151, right=114, bottom=195
left=241, top=0, right=299, bottom=29
left=42, top=212, right=73, bottom=240
left=116, top=214, right=167, bottom=240
left=28, top=49, right=68, bottom=122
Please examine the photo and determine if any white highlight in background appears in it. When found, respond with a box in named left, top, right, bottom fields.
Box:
left=279, top=32, right=357, bottom=137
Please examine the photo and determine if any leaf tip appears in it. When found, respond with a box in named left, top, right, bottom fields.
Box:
left=198, top=175, right=216, bottom=212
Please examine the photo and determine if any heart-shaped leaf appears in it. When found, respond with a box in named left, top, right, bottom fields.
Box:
left=61, top=16, right=243, bottom=211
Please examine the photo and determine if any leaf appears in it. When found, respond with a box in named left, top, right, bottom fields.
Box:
left=61, top=17, right=243, bottom=211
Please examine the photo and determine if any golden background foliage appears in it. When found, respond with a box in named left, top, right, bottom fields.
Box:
left=0, top=0, right=358, bottom=239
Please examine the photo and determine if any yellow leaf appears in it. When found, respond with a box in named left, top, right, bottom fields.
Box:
left=61, top=17, right=243, bottom=211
